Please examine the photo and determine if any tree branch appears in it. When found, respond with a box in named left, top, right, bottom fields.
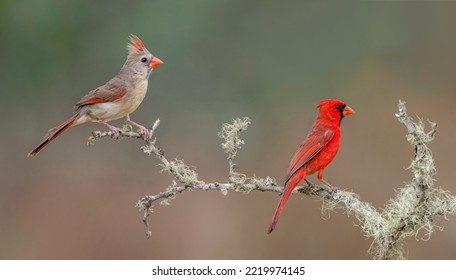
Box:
left=88, top=101, right=456, bottom=259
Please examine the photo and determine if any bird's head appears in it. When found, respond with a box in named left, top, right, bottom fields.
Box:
left=123, top=35, right=163, bottom=78
left=316, top=99, right=355, bottom=125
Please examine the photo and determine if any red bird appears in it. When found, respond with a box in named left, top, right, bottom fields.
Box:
left=268, top=99, right=354, bottom=234
left=28, top=35, right=163, bottom=156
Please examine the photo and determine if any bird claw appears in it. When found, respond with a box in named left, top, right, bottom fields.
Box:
left=125, top=118, right=151, bottom=141
left=137, top=126, right=151, bottom=141
left=110, top=127, right=122, bottom=139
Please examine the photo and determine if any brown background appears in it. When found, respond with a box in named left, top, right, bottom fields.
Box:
left=1, top=1, right=456, bottom=259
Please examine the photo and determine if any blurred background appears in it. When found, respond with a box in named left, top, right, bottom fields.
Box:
left=1, top=0, right=456, bottom=259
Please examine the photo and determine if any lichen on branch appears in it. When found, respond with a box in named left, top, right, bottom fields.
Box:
left=218, top=117, right=251, bottom=159
left=90, top=101, right=456, bottom=259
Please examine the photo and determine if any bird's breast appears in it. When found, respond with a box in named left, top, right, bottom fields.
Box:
left=81, top=80, right=149, bottom=122
left=306, top=135, right=341, bottom=174
left=122, top=79, right=148, bottom=114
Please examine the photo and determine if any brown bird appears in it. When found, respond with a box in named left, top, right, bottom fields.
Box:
left=28, top=35, right=163, bottom=156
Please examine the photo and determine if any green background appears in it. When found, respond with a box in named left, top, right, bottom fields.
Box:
left=1, top=0, right=456, bottom=259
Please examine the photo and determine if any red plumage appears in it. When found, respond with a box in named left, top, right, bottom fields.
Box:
left=75, top=87, right=127, bottom=107
left=268, top=99, right=354, bottom=234
left=129, top=34, right=145, bottom=51
left=28, top=114, right=77, bottom=156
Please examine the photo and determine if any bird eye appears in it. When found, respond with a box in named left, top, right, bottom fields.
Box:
left=335, top=104, right=345, bottom=112
left=141, top=57, right=147, bottom=63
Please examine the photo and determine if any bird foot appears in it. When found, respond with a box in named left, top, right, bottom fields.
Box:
left=99, top=121, right=123, bottom=139
left=109, top=127, right=123, bottom=139
left=319, top=178, right=336, bottom=197
left=125, top=119, right=151, bottom=141
left=135, top=125, right=151, bottom=141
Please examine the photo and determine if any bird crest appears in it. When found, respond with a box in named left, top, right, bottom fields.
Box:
left=317, top=99, right=342, bottom=109
left=127, top=34, right=146, bottom=54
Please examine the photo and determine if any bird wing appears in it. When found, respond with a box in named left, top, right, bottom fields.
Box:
left=75, top=85, right=127, bottom=108
left=284, top=125, right=335, bottom=184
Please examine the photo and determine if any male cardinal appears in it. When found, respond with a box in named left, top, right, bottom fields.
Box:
left=268, top=99, right=354, bottom=234
left=28, top=35, right=163, bottom=156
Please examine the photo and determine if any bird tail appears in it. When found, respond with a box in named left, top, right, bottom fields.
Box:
left=268, top=169, right=306, bottom=234
left=28, top=114, right=78, bottom=156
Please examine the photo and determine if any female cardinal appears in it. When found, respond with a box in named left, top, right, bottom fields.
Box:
left=28, top=35, right=163, bottom=156
left=268, top=99, right=354, bottom=234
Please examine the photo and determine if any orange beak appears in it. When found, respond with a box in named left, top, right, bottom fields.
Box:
left=150, top=56, right=164, bottom=69
left=343, top=105, right=355, bottom=116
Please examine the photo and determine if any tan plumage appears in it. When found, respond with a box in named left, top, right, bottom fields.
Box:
left=28, top=35, right=163, bottom=156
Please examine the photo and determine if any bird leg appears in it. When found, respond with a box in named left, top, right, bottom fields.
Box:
left=124, top=115, right=150, bottom=141
left=319, top=178, right=336, bottom=195
left=99, top=121, right=122, bottom=139
left=304, top=178, right=314, bottom=186
left=317, top=170, right=335, bottom=195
